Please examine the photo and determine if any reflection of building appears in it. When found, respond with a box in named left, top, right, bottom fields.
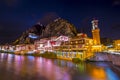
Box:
left=89, top=66, right=107, bottom=79
left=92, top=20, right=101, bottom=45
left=114, top=40, right=120, bottom=51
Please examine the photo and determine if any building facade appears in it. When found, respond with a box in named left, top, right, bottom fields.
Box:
left=54, top=33, right=94, bottom=60
left=114, top=40, right=120, bottom=51
left=34, top=36, right=69, bottom=53
left=92, top=20, right=101, bottom=45
left=33, top=19, right=103, bottom=60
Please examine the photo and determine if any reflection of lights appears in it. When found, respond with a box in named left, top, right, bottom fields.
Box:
left=47, top=60, right=52, bottom=65
left=106, top=68, right=119, bottom=80
left=1, top=53, right=4, bottom=59
left=15, top=55, right=20, bottom=61
left=27, top=56, right=34, bottom=61
left=61, top=61, right=66, bottom=67
left=77, top=63, right=85, bottom=72
left=39, top=57, right=43, bottom=63
left=117, top=44, right=120, bottom=46
left=14, top=55, right=24, bottom=62
left=91, top=68, right=107, bottom=79
left=0, top=54, right=73, bottom=80
left=7, top=54, right=13, bottom=62
left=67, top=62, right=73, bottom=67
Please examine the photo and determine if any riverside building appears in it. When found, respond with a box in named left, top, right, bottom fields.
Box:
left=114, top=40, right=120, bottom=51
left=34, top=19, right=103, bottom=60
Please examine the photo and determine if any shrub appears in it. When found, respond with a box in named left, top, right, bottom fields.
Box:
left=72, top=58, right=81, bottom=63
left=27, top=52, right=57, bottom=59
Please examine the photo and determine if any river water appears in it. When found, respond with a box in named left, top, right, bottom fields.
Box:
left=0, top=53, right=120, bottom=80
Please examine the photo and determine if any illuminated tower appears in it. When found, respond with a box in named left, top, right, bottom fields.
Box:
left=92, top=19, right=101, bottom=45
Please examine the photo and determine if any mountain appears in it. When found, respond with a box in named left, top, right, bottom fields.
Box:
left=14, top=18, right=77, bottom=44
left=40, top=18, right=77, bottom=38
left=14, top=24, right=45, bottom=44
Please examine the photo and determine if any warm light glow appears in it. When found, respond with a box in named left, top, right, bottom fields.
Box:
left=117, top=44, right=120, bottom=46
left=91, top=68, right=107, bottom=79
left=92, top=45, right=102, bottom=47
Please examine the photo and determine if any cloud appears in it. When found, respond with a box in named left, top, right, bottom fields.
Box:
left=37, top=12, right=59, bottom=25
left=113, top=0, right=120, bottom=6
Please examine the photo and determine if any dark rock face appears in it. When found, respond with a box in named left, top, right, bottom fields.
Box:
left=41, top=18, right=77, bottom=38
left=14, top=18, right=77, bottom=44
left=14, top=24, right=45, bottom=44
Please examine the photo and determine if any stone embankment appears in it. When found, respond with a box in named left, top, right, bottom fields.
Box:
left=89, top=52, right=120, bottom=66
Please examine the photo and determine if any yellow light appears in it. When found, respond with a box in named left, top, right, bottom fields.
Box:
left=92, top=45, right=102, bottom=47
left=91, top=68, right=107, bottom=79
left=117, top=44, right=120, bottom=46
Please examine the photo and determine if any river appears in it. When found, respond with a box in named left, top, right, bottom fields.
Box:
left=0, top=53, right=120, bottom=80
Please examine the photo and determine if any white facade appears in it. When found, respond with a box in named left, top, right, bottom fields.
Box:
left=34, top=36, right=69, bottom=53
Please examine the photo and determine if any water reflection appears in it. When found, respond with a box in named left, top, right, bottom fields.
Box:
left=106, top=68, right=120, bottom=80
left=0, top=53, right=120, bottom=80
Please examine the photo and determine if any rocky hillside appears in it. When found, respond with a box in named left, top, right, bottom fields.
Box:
left=14, top=24, right=45, bottom=44
left=41, top=18, right=77, bottom=38
left=14, top=18, right=77, bottom=44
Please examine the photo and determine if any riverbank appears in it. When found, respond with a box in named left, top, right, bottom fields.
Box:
left=1, top=53, right=120, bottom=80
left=0, top=50, right=58, bottom=59
left=25, top=52, right=57, bottom=59
left=0, top=50, right=83, bottom=63
left=0, top=50, right=14, bottom=54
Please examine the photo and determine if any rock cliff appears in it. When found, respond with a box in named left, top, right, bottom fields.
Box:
left=14, top=18, right=77, bottom=44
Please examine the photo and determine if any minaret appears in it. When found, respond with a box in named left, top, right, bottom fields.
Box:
left=92, top=19, right=101, bottom=45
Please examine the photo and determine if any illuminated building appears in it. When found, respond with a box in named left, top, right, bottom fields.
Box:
left=91, top=19, right=104, bottom=52
left=54, top=19, right=104, bottom=60
left=55, top=33, right=94, bottom=60
left=34, top=36, right=69, bottom=53
left=114, top=40, right=120, bottom=51
left=34, top=38, right=48, bottom=53
left=33, top=19, right=104, bottom=60
left=92, top=20, right=101, bottom=45
left=0, top=19, right=104, bottom=60
left=14, top=44, right=35, bottom=54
